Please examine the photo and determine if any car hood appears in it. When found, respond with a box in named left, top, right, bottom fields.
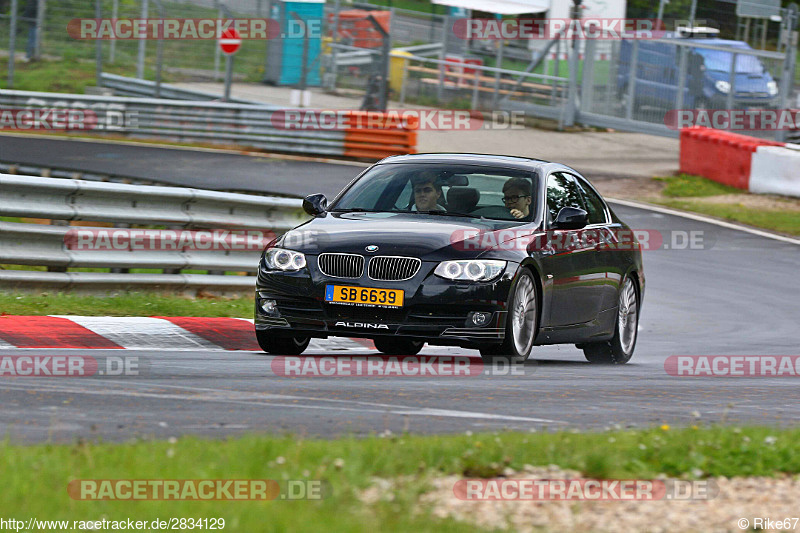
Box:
left=277, top=212, right=524, bottom=261
left=706, top=69, right=774, bottom=93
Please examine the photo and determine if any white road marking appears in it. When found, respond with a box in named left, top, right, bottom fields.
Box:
left=0, top=380, right=561, bottom=424
left=48, top=316, right=221, bottom=350
left=608, top=197, right=800, bottom=246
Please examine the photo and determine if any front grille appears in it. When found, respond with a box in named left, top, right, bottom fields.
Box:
left=318, top=253, right=364, bottom=278
left=368, top=256, right=421, bottom=281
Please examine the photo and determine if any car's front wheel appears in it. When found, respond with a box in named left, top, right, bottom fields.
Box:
left=256, top=330, right=310, bottom=355
left=581, top=276, right=639, bottom=364
left=373, top=337, right=424, bottom=355
left=480, top=269, right=538, bottom=364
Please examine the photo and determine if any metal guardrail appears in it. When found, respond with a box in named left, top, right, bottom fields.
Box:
left=0, top=174, right=308, bottom=290
left=99, top=73, right=267, bottom=106
left=0, top=90, right=416, bottom=160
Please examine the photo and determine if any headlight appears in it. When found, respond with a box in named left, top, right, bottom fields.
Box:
left=714, top=80, right=730, bottom=94
left=767, top=81, right=779, bottom=96
left=263, top=247, right=306, bottom=272
left=434, top=260, right=506, bottom=281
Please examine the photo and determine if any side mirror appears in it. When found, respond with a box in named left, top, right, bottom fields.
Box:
left=553, top=207, right=588, bottom=230
left=302, top=193, right=328, bottom=216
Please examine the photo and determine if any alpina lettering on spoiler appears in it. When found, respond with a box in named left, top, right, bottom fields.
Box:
left=334, top=322, right=389, bottom=329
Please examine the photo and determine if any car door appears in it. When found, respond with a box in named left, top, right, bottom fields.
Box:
left=569, top=173, right=622, bottom=314
left=540, top=172, right=601, bottom=327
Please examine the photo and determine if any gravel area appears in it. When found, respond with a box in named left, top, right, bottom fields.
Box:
left=362, top=465, right=800, bottom=533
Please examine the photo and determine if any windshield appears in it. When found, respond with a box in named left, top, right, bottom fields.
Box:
left=694, top=48, right=765, bottom=74
left=331, top=163, right=537, bottom=222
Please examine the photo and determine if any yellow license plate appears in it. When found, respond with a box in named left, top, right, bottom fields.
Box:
left=325, top=285, right=404, bottom=307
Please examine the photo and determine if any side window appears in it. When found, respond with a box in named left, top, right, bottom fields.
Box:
left=572, top=175, right=607, bottom=225
left=546, top=173, right=584, bottom=226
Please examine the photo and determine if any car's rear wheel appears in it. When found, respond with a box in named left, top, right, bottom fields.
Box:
left=582, top=276, right=639, bottom=364
left=479, top=270, right=538, bottom=364
left=256, top=330, right=310, bottom=355
left=373, top=337, right=424, bottom=355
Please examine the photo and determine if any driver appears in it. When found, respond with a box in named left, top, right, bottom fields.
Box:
left=502, top=177, right=532, bottom=220
left=411, top=171, right=445, bottom=211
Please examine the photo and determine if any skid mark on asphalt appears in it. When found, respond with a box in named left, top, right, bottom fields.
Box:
left=0, top=380, right=560, bottom=424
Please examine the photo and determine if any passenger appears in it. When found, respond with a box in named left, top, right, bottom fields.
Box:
left=502, top=177, right=532, bottom=220
left=410, top=171, right=445, bottom=211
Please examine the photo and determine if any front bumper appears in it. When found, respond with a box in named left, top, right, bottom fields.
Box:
left=255, top=259, right=517, bottom=346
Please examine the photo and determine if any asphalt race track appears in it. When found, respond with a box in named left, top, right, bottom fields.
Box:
left=1, top=139, right=799, bottom=442
left=0, top=135, right=362, bottom=197
left=2, top=206, right=799, bottom=442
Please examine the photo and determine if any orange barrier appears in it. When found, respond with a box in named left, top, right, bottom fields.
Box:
left=343, top=111, right=418, bottom=160
left=679, top=127, right=783, bottom=190
left=329, top=10, right=391, bottom=48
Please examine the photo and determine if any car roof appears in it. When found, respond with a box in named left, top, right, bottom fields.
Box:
left=376, top=153, right=547, bottom=172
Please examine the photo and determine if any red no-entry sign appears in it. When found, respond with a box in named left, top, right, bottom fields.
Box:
left=219, top=28, right=241, bottom=55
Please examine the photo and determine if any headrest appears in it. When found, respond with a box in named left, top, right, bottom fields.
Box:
left=446, top=187, right=480, bottom=213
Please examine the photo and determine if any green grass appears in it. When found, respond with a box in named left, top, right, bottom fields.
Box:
left=655, top=174, right=743, bottom=198
left=1, top=426, right=798, bottom=530
left=647, top=174, right=800, bottom=236
left=654, top=199, right=800, bottom=236
left=0, top=57, right=159, bottom=94
left=0, top=292, right=253, bottom=317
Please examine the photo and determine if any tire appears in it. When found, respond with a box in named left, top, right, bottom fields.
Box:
left=582, top=276, right=639, bottom=364
left=373, top=337, right=424, bottom=356
left=479, top=269, right=538, bottom=364
left=256, top=329, right=310, bottom=355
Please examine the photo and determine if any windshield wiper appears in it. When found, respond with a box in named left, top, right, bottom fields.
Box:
left=330, top=208, right=382, bottom=213
left=416, top=210, right=484, bottom=219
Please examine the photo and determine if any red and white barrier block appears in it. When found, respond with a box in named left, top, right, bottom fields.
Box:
left=679, top=127, right=800, bottom=197
left=750, top=144, right=800, bottom=197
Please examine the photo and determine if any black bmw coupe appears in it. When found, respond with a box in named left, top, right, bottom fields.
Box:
left=255, top=153, right=644, bottom=364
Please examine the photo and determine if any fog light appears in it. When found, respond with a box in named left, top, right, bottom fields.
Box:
left=471, top=312, right=491, bottom=326
left=260, top=299, right=278, bottom=316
